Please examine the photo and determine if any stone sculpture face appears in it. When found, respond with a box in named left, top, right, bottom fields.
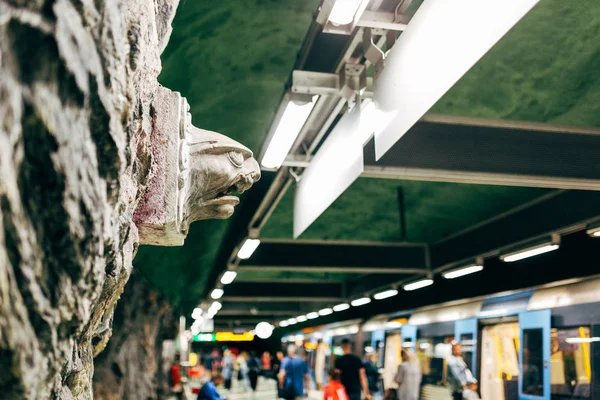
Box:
left=134, top=87, right=261, bottom=246
left=180, top=127, right=260, bottom=229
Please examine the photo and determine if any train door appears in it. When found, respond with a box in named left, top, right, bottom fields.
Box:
left=518, top=309, right=551, bottom=400
left=455, top=318, right=478, bottom=376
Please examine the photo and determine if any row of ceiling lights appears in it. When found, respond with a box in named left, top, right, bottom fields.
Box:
left=203, top=225, right=600, bottom=327
left=277, top=228, right=600, bottom=329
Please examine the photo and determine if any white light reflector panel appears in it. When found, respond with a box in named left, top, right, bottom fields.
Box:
left=373, top=0, right=540, bottom=159
left=294, top=104, right=368, bottom=238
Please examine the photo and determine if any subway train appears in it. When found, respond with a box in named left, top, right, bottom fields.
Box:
left=282, top=276, right=600, bottom=400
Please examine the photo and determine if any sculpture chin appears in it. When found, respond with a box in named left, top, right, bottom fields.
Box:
left=204, top=195, right=240, bottom=219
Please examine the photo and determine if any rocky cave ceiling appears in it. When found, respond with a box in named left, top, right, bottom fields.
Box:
left=135, top=0, right=600, bottom=313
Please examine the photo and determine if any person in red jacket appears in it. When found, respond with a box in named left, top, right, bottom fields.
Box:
left=324, top=369, right=349, bottom=400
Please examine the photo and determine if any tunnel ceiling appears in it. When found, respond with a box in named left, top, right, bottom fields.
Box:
left=135, top=0, right=600, bottom=316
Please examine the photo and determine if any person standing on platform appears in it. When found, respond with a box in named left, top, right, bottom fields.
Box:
left=395, top=349, right=421, bottom=400
left=247, top=351, right=261, bottom=392
left=272, top=351, right=284, bottom=382
left=334, top=339, right=371, bottom=400
left=447, top=342, right=477, bottom=400
left=364, top=353, right=380, bottom=396
left=222, top=350, right=234, bottom=391
left=279, top=345, right=310, bottom=400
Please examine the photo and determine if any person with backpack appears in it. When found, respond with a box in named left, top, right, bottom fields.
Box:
left=278, top=345, right=310, bottom=400
left=323, top=369, right=349, bottom=400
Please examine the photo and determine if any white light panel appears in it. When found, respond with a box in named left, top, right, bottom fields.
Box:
left=220, top=270, right=237, bottom=285
left=403, top=279, right=433, bottom=291
left=237, top=238, right=260, bottom=260
left=373, top=0, right=540, bottom=159
left=443, top=265, right=484, bottom=279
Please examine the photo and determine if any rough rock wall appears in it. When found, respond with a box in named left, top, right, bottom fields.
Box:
left=92, top=272, right=175, bottom=400
left=0, top=0, right=179, bottom=398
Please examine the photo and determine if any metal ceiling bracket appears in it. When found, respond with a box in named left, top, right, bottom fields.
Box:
left=363, top=28, right=386, bottom=78
left=341, top=63, right=367, bottom=94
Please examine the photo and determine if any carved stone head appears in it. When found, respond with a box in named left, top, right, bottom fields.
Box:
left=134, top=87, right=260, bottom=246
left=180, top=127, right=260, bottom=230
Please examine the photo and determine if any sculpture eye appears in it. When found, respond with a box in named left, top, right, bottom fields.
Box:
left=228, top=151, right=244, bottom=168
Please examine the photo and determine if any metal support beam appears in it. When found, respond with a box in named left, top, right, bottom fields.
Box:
left=356, top=11, right=408, bottom=31
left=222, top=296, right=343, bottom=303
left=292, top=70, right=373, bottom=98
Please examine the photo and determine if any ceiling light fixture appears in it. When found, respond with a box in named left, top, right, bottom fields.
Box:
left=237, top=238, right=261, bottom=260
left=403, top=279, right=434, bottom=291
left=296, top=315, right=308, bottom=323
left=220, top=270, right=238, bottom=285
left=586, top=224, right=600, bottom=238
left=565, top=337, right=600, bottom=344
left=443, top=264, right=484, bottom=279
left=210, top=301, right=222, bottom=311
left=279, top=320, right=289, bottom=327
left=318, top=308, right=333, bottom=316
left=192, top=308, right=202, bottom=319
left=500, top=237, right=560, bottom=262
left=210, top=288, right=224, bottom=299
left=261, top=96, right=318, bottom=169
left=333, top=303, right=350, bottom=312
left=351, top=297, right=371, bottom=307
left=373, top=289, right=398, bottom=300
left=328, top=0, right=369, bottom=26
left=307, top=312, right=319, bottom=319
left=287, top=318, right=298, bottom=325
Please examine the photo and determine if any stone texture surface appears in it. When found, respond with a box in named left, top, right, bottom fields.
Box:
left=0, top=0, right=177, bottom=398
left=92, top=272, right=175, bottom=400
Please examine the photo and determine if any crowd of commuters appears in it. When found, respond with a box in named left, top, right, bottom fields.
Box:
left=187, top=338, right=477, bottom=400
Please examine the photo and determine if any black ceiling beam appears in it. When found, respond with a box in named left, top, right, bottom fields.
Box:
left=346, top=273, right=414, bottom=298
left=432, top=190, right=600, bottom=267
left=237, top=241, right=427, bottom=274
left=363, top=116, right=600, bottom=191
left=223, top=281, right=342, bottom=298
left=222, top=296, right=342, bottom=303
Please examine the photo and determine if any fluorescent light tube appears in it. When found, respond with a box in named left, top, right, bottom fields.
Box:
left=333, top=303, right=350, bottom=312
left=374, top=289, right=398, bottom=300
left=351, top=297, right=371, bottom=307
left=318, top=308, right=333, bottom=316
left=403, top=279, right=433, bottom=291
left=287, top=318, right=298, bottom=325
left=279, top=320, right=289, bottom=327
left=220, top=270, right=237, bottom=285
left=586, top=226, right=600, bottom=237
left=210, top=301, right=222, bottom=311
left=261, top=97, right=317, bottom=169
left=192, top=308, right=202, bottom=319
left=296, top=315, right=308, bottom=323
left=210, top=288, right=224, bottom=299
left=443, top=264, right=484, bottom=279
left=329, top=0, right=368, bottom=26
left=307, top=312, right=319, bottom=319
left=237, top=238, right=260, bottom=260
left=500, top=243, right=559, bottom=262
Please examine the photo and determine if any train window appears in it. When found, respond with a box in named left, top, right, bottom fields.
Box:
left=551, top=326, right=592, bottom=399
left=460, top=333, right=474, bottom=373
left=522, top=328, right=545, bottom=396
left=417, top=337, right=453, bottom=385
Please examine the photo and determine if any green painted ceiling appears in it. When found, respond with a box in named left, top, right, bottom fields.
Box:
left=135, top=0, right=600, bottom=312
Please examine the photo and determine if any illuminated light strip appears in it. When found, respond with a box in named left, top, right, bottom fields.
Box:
left=333, top=303, right=350, bottom=312
left=351, top=297, right=371, bottom=307
left=262, top=97, right=318, bottom=169
left=328, top=0, right=369, bottom=26
left=215, top=332, right=254, bottom=342
left=403, top=279, right=433, bottom=291
left=443, top=264, right=484, bottom=279
left=220, top=270, right=237, bottom=285
left=374, top=289, right=398, bottom=300
left=210, top=288, right=224, bottom=299
left=279, top=320, right=289, bottom=327
left=500, top=243, right=559, bottom=262
left=372, top=0, right=540, bottom=159
left=237, top=238, right=261, bottom=260
left=296, top=315, right=308, bottom=323
left=306, top=312, right=319, bottom=319
left=318, top=308, right=333, bottom=316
